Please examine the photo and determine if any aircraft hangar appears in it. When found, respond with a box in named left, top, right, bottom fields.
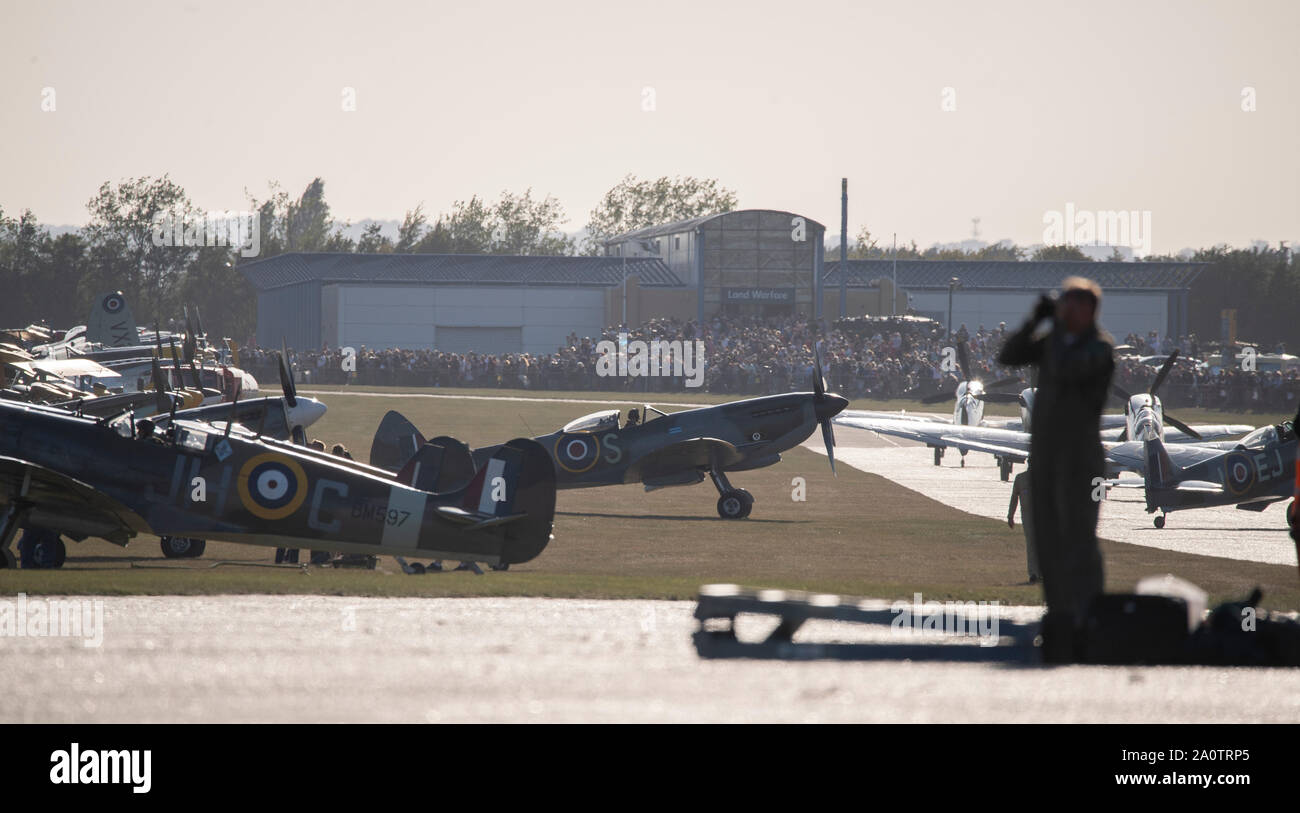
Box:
left=241, top=215, right=1205, bottom=354
left=239, top=252, right=683, bottom=353
left=822, top=259, right=1205, bottom=341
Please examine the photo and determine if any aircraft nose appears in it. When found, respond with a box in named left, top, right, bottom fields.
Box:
left=817, top=393, right=849, bottom=421
left=290, top=396, right=328, bottom=429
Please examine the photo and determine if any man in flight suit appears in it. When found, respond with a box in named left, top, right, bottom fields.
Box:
left=998, top=277, right=1114, bottom=662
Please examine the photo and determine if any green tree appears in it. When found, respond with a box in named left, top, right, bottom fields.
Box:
left=583, top=175, right=737, bottom=254
left=1031, top=244, right=1093, bottom=262
left=83, top=175, right=196, bottom=324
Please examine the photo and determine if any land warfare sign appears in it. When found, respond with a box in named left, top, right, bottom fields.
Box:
left=722, top=287, right=795, bottom=303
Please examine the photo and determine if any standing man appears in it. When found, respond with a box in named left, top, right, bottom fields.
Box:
left=998, top=277, right=1114, bottom=663
left=1007, top=468, right=1041, bottom=584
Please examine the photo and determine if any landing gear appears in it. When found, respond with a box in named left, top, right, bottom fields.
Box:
left=160, top=536, right=205, bottom=559
left=490, top=563, right=510, bottom=572
left=960, top=450, right=967, bottom=468
left=19, top=528, right=66, bottom=569
left=933, top=447, right=944, bottom=466
left=716, top=490, right=753, bottom=520
left=309, top=550, right=331, bottom=565
left=1153, top=514, right=1166, bottom=529
left=0, top=503, right=27, bottom=570
left=998, top=458, right=1014, bottom=481
left=708, top=465, right=752, bottom=519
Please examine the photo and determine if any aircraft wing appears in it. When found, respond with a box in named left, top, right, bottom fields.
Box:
left=1104, top=440, right=1228, bottom=474
left=838, top=409, right=948, bottom=424
left=0, top=455, right=147, bottom=543
left=1170, top=424, right=1254, bottom=441
left=834, top=415, right=1031, bottom=462
left=624, top=437, right=747, bottom=481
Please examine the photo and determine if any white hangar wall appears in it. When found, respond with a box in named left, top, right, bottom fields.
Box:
left=324, top=284, right=607, bottom=354
left=906, top=290, right=1169, bottom=340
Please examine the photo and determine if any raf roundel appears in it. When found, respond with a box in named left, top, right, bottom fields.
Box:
left=237, top=453, right=309, bottom=519
left=1223, top=452, right=1255, bottom=496
left=101, top=293, right=124, bottom=314
left=554, top=434, right=601, bottom=473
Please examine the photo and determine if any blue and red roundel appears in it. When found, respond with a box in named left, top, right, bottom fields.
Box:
left=553, top=434, right=601, bottom=473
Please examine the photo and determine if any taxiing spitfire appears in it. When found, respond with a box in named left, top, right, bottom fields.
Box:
left=1140, top=416, right=1299, bottom=529
left=372, top=344, right=849, bottom=519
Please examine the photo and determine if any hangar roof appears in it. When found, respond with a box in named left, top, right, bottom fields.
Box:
left=239, top=252, right=684, bottom=292
left=823, top=259, right=1205, bottom=291
left=603, top=209, right=828, bottom=244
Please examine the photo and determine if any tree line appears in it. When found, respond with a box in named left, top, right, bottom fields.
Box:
left=1, top=176, right=1295, bottom=349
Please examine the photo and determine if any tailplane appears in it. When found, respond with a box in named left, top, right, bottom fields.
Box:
left=436, top=438, right=556, bottom=565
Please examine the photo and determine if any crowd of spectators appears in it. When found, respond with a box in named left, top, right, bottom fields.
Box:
left=238, top=315, right=1300, bottom=414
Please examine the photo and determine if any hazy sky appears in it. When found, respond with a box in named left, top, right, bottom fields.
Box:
left=2, top=0, right=1296, bottom=253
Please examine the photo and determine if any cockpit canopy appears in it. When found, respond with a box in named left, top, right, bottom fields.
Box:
left=561, top=409, right=621, bottom=434
left=1239, top=423, right=1289, bottom=449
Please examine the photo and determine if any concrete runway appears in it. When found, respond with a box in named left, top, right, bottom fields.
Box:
left=5, top=595, right=1300, bottom=723
left=808, top=425, right=1297, bottom=567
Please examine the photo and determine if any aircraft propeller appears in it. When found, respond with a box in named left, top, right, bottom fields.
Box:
left=812, top=341, right=847, bottom=474
left=921, top=340, right=1022, bottom=404
left=278, top=338, right=306, bottom=445
left=1112, top=348, right=1200, bottom=441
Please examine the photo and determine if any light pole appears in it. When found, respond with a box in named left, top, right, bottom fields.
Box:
left=891, top=232, right=898, bottom=316
left=947, top=276, right=962, bottom=340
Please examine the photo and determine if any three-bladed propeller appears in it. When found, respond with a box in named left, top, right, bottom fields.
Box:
left=1112, top=348, right=1200, bottom=441
left=812, top=341, right=848, bottom=474
left=921, top=340, right=1022, bottom=404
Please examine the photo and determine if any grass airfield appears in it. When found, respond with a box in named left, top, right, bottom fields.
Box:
left=3, top=385, right=1296, bottom=610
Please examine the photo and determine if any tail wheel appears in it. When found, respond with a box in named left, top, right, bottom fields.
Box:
left=19, top=529, right=66, bottom=569
left=1154, top=515, right=1166, bottom=529
left=160, top=537, right=205, bottom=559
left=717, top=489, right=753, bottom=520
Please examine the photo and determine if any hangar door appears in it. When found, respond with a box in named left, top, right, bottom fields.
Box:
left=435, top=326, right=523, bottom=354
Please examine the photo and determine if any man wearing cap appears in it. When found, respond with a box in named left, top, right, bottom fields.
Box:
left=998, top=277, right=1114, bottom=662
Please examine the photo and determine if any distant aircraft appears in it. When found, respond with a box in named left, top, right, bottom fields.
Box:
left=838, top=350, right=1252, bottom=480
left=0, top=398, right=554, bottom=570
left=372, top=344, right=849, bottom=519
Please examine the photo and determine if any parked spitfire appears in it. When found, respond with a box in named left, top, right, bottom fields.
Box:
left=373, top=344, right=849, bottom=519
left=0, top=396, right=554, bottom=570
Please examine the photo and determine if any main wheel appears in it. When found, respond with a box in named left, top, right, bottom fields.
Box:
left=490, top=563, right=510, bottom=572
left=999, top=460, right=1012, bottom=482
left=0, top=548, right=15, bottom=569
left=716, top=489, right=753, bottom=520
left=409, top=562, right=426, bottom=575
left=160, top=537, right=205, bottom=559
left=933, top=448, right=943, bottom=466
left=309, top=550, right=331, bottom=565
left=19, top=529, right=66, bottom=569
left=1154, top=515, right=1166, bottom=529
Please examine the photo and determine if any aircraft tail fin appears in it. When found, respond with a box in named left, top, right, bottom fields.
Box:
left=369, top=410, right=427, bottom=471
left=397, top=435, right=477, bottom=493
left=86, top=291, right=139, bottom=348
left=438, top=438, right=555, bottom=564
left=1142, top=434, right=1181, bottom=512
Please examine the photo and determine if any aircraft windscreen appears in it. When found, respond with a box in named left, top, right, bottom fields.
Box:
left=1240, top=425, right=1277, bottom=448
left=561, top=409, right=620, bottom=434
